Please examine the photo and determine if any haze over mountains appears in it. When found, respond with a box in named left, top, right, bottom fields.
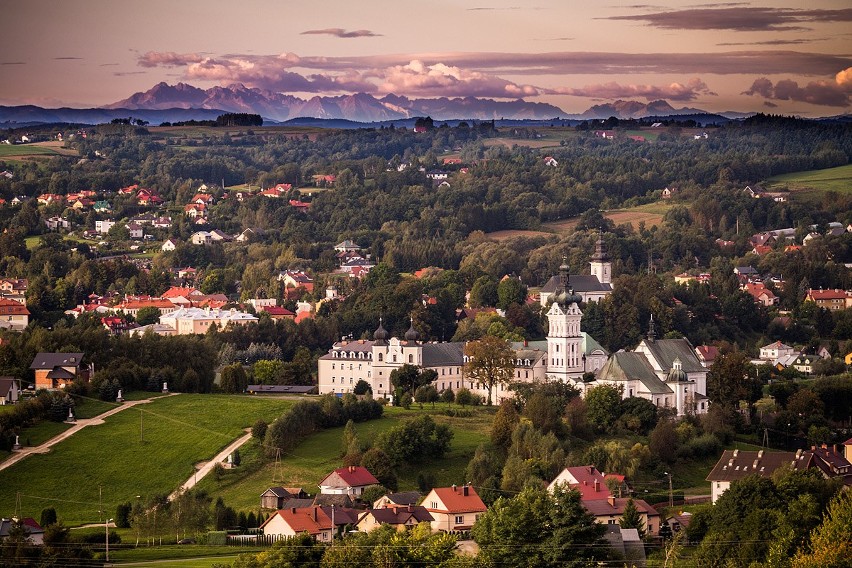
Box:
left=1, top=82, right=762, bottom=125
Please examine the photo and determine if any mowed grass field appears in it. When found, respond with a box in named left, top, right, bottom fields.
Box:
left=605, top=201, right=673, bottom=229
left=0, top=141, right=78, bottom=159
left=0, top=394, right=291, bottom=524
left=765, top=163, right=852, bottom=195
left=195, top=405, right=493, bottom=512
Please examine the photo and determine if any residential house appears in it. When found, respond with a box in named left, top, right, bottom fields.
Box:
left=318, top=466, right=379, bottom=497
left=733, top=266, right=759, bottom=284
left=706, top=449, right=814, bottom=503
left=95, top=220, right=116, bottom=234
left=0, top=278, right=27, bottom=305
left=0, top=377, right=21, bottom=405
left=744, top=282, right=778, bottom=306
left=661, top=187, right=678, bottom=199
left=335, top=240, right=361, bottom=253
left=313, top=174, right=336, bottom=187
left=161, top=239, right=178, bottom=252
left=278, top=270, right=314, bottom=294
left=759, top=341, right=796, bottom=362
left=694, top=345, right=719, bottom=368
left=744, top=185, right=765, bottom=198
left=126, top=222, right=144, bottom=240
left=339, top=258, right=376, bottom=276
left=373, top=491, right=421, bottom=510
left=289, top=199, right=311, bottom=212
left=547, top=466, right=611, bottom=501
left=259, top=507, right=333, bottom=542
left=190, top=231, right=214, bottom=245
left=0, top=298, right=30, bottom=330
left=792, top=354, right=815, bottom=374
left=544, top=156, right=558, bottom=167
left=806, top=289, right=851, bottom=311
left=0, top=518, right=45, bottom=545
left=260, top=487, right=308, bottom=510
left=810, top=444, right=852, bottom=486
left=44, top=216, right=71, bottom=231
left=260, top=306, right=296, bottom=320
left=93, top=200, right=111, bottom=213
left=184, top=203, right=207, bottom=219
left=356, top=505, right=433, bottom=533
left=112, top=299, right=176, bottom=318
left=30, top=352, right=85, bottom=390
left=422, top=484, right=487, bottom=532
left=583, top=497, right=660, bottom=536
left=136, top=189, right=163, bottom=206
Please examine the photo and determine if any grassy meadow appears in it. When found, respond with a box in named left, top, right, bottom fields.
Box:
left=764, top=163, right=852, bottom=195
left=0, top=394, right=291, bottom=524
left=194, top=404, right=493, bottom=512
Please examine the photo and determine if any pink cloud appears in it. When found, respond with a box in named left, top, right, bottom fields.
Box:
left=607, top=7, right=852, bottom=32
left=379, top=60, right=541, bottom=98
left=138, top=51, right=204, bottom=68
left=551, top=78, right=716, bottom=101
left=742, top=68, right=852, bottom=107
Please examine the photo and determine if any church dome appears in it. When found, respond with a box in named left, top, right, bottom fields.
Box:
left=555, top=258, right=583, bottom=307
left=373, top=319, right=389, bottom=344
left=666, top=357, right=687, bottom=382
left=404, top=320, right=420, bottom=342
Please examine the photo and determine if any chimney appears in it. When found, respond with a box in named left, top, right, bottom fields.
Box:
left=463, top=486, right=469, bottom=496
left=607, top=495, right=615, bottom=507
left=291, top=507, right=296, bottom=514
left=594, top=479, right=600, bottom=492
left=312, top=507, right=318, bottom=521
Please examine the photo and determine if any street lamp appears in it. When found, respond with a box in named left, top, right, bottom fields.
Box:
left=105, top=518, right=113, bottom=562
left=663, top=472, right=673, bottom=508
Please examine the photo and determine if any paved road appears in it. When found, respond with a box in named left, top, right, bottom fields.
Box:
left=0, top=394, right=178, bottom=472
left=169, top=430, right=253, bottom=499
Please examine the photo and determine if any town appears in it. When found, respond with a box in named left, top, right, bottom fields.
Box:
left=0, top=112, right=850, bottom=568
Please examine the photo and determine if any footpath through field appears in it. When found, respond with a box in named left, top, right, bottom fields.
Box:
left=0, top=394, right=179, bottom=472
left=169, top=429, right=253, bottom=499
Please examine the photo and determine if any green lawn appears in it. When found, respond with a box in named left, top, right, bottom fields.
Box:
left=0, top=394, right=291, bottom=524
left=17, top=420, right=72, bottom=447
left=0, top=144, right=57, bottom=157
left=107, top=544, right=263, bottom=565
left=196, top=404, right=492, bottom=512
left=765, top=163, right=852, bottom=195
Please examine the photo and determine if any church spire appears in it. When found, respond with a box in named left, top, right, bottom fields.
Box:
left=647, top=314, right=656, bottom=342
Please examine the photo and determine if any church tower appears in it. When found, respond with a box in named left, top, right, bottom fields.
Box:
left=590, top=232, right=611, bottom=285
left=546, top=259, right=585, bottom=383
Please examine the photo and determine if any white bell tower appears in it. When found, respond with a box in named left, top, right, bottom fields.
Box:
left=546, top=259, right=585, bottom=383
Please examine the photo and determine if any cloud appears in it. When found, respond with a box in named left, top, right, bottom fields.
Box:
left=717, top=39, right=821, bottom=46
left=114, top=71, right=147, bottom=76
left=301, top=28, right=381, bottom=38
left=54, top=56, right=83, bottom=60
left=100, top=63, right=120, bottom=67
left=606, top=7, right=852, bottom=32
left=763, top=101, right=778, bottom=108
left=742, top=68, right=852, bottom=107
left=551, top=77, right=716, bottom=101
left=2, top=61, right=26, bottom=65
left=379, top=60, right=541, bottom=98
left=138, top=51, right=205, bottom=67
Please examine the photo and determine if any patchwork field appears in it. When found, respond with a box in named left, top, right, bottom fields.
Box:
left=0, top=140, right=78, bottom=160
left=605, top=201, right=673, bottom=229
left=0, top=394, right=291, bottom=524
left=764, top=164, right=852, bottom=195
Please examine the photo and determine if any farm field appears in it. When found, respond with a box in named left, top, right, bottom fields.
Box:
left=605, top=201, right=673, bottom=229
left=0, top=140, right=78, bottom=159
left=0, top=394, right=291, bottom=524
left=764, top=163, right=852, bottom=195
left=195, top=405, right=493, bottom=512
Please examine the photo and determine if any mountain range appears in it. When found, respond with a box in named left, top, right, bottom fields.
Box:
left=0, top=82, right=761, bottom=126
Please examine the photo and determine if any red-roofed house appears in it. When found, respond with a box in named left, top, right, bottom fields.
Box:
left=136, top=189, right=164, bottom=206
left=184, top=203, right=207, bottom=218
left=752, top=245, right=773, bottom=256
left=112, top=299, right=177, bottom=317
left=744, top=282, right=778, bottom=306
left=318, top=466, right=379, bottom=497
left=694, top=345, right=719, bottom=368
left=810, top=444, right=852, bottom=486
left=806, top=289, right=851, bottom=311
left=261, top=306, right=296, bottom=320
left=0, top=298, right=30, bottom=330
left=289, top=199, right=311, bottom=211
left=259, top=506, right=333, bottom=542
left=547, top=466, right=611, bottom=501
left=278, top=270, right=314, bottom=294
left=423, top=484, right=487, bottom=532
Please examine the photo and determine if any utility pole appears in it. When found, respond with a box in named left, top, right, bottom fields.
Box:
left=666, top=472, right=673, bottom=508
left=140, top=409, right=144, bottom=443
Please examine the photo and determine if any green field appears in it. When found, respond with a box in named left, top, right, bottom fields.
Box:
left=765, top=163, right=852, bottom=195
left=0, top=144, right=58, bottom=157
left=0, top=394, right=291, bottom=524
left=195, top=405, right=492, bottom=512
left=108, top=544, right=262, bottom=565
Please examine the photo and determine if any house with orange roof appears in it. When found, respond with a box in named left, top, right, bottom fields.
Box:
left=184, top=203, right=207, bottom=218
left=0, top=298, right=29, bottom=330
left=112, top=299, right=177, bottom=318
left=259, top=506, right=333, bottom=542
left=744, top=282, right=778, bottom=306
left=694, top=345, right=719, bottom=368
left=422, top=484, right=487, bottom=532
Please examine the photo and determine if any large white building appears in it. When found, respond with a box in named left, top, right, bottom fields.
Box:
left=317, top=262, right=608, bottom=402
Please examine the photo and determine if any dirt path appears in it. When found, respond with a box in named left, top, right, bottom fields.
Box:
left=0, top=394, right=179, bottom=472
left=169, top=430, right=253, bottom=499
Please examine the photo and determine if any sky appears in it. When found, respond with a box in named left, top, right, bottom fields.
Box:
left=1, top=0, right=851, bottom=116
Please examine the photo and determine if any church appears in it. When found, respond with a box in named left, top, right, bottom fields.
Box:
left=316, top=239, right=709, bottom=415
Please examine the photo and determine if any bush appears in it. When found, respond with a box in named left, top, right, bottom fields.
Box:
left=455, top=388, right=474, bottom=407
left=251, top=419, right=267, bottom=441
left=676, top=433, right=722, bottom=459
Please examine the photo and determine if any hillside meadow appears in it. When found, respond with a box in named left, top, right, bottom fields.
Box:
left=0, top=394, right=291, bottom=524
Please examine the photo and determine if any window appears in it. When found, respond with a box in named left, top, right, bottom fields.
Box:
left=455, top=515, right=464, bottom=525
left=332, top=364, right=335, bottom=370
left=378, top=353, right=383, bottom=362
left=431, top=501, right=438, bottom=509
left=392, top=355, right=397, bottom=362
left=408, top=354, right=413, bottom=363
